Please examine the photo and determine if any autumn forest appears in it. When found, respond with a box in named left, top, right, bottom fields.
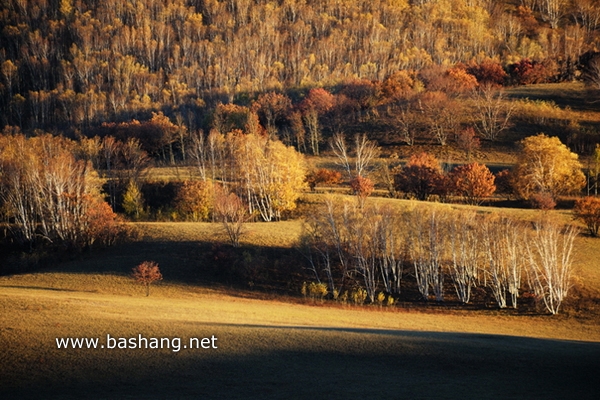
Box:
left=2, top=0, right=600, bottom=313
left=3, top=2, right=600, bottom=398
left=1, top=0, right=599, bottom=133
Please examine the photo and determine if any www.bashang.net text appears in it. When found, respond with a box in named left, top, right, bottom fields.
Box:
left=56, top=334, right=218, bottom=352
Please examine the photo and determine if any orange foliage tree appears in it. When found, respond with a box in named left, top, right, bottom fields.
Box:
left=466, top=60, right=507, bottom=87
left=449, top=162, right=496, bottom=205
left=394, top=152, right=445, bottom=200
left=574, top=196, right=600, bottom=237
left=305, top=169, right=342, bottom=191
left=350, top=175, right=375, bottom=208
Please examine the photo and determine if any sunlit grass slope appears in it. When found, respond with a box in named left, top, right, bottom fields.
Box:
left=1, top=282, right=599, bottom=399
left=1, top=197, right=600, bottom=399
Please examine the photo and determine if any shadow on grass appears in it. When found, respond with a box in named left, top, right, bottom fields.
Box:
left=1, top=323, right=599, bottom=399
left=0, top=285, right=91, bottom=293
left=506, top=85, right=600, bottom=113
left=47, top=239, right=305, bottom=293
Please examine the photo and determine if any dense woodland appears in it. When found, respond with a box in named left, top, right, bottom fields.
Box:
left=1, top=0, right=600, bottom=137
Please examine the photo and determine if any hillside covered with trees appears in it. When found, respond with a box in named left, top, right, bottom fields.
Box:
left=1, top=0, right=600, bottom=135
left=2, top=0, right=600, bottom=314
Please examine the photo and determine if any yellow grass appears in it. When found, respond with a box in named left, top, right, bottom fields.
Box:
left=2, top=196, right=600, bottom=398
left=1, top=274, right=599, bottom=398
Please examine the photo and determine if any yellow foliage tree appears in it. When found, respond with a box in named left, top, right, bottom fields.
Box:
left=230, top=132, right=306, bottom=221
left=122, top=180, right=145, bottom=220
left=513, top=134, right=585, bottom=200
left=175, top=180, right=215, bottom=222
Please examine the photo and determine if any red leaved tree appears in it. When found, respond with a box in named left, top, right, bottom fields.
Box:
left=349, top=175, right=374, bottom=208
left=132, top=261, right=163, bottom=296
left=305, top=168, right=342, bottom=191
left=394, top=152, right=445, bottom=201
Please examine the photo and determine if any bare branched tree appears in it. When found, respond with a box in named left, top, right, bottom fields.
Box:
left=188, top=129, right=207, bottom=181
left=409, top=208, right=445, bottom=302
left=330, top=132, right=380, bottom=182
left=502, top=218, right=524, bottom=308
left=472, top=85, right=514, bottom=141
left=330, top=132, right=352, bottom=180
left=373, top=206, right=405, bottom=295
left=299, top=196, right=353, bottom=296
left=390, top=104, right=417, bottom=146
left=214, top=190, right=248, bottom=247
left=481, top=217, right=509, bottom=308
left=526, top=221, right=578, bottom=315
left=354, top=134, right=380, bottom=178
left=448, top=211, right=480, bottom=304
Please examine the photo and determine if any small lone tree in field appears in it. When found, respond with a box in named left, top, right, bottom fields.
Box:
left=349, top=175, right=374, bottom=208
left=132, top=261, right=162, bottom=296
left=214, top=190, right=248, bottom=247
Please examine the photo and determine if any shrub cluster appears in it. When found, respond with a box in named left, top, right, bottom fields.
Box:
left=393, top=152, right=496, bottom=204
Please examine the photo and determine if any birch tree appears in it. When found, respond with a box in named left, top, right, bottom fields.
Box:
left=481, top=216, right=509, bottom=308
left=526, top=221, right=578, bottom=315
left=472, top=85, right=514, bottom=141
left=0, top=133, right=117, bottom=249
left=230, top=132, right=306, bottom=221
left=447, top=211, right=480, bottom=304
left=409, top=208, right=445, bottom=301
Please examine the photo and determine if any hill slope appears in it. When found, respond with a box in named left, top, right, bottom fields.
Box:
left=1, top=281, right=600, bottom=399
left=1, top=214, right=600, bottom=398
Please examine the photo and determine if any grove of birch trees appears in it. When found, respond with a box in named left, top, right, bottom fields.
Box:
left=301, top=198, right=578, bottom=314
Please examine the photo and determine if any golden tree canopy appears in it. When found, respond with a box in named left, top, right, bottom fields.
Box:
left=513, top=134, right=585, bottom=200
left=231, top=132, right=306, bottom=221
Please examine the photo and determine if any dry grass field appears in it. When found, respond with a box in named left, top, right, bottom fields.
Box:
left=1, top=276, right=600, bottom=399
left=1, top=197, right=600, bottom=399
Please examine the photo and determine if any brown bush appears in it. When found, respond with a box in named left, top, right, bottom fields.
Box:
left=530, top=193, right=556, bottom=210
left=574, top=196, right=600, bottom=237
left=305, top=169, right=342, bottom=191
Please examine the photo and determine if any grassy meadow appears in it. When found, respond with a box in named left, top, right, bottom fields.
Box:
left=2, top=196, right=600, bottom=399
left=2, top=81, right=600, bottom=398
